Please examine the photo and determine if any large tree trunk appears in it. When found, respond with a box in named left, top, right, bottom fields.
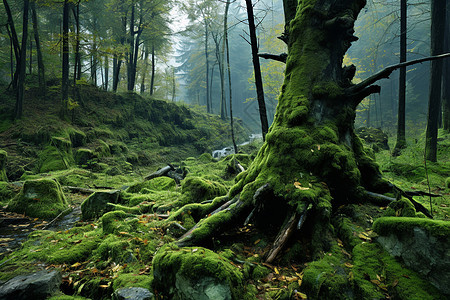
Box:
left=14, top=0, right=30, bottom=120
left=3, top=0, right=21, bottom=91
left=245, top=0, right=269, bottom=141
left=425, top=0, right=445, bottom=162
left=177, top=0, right=391, bottom=259
left=393, top=0, right=407, bottom=156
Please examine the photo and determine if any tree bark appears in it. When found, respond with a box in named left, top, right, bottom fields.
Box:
left=31, top=0, right=45, bottom=92
left=204, top=21, right=211, bottom=113
left=425, top=0, right=445, bottom=162
left=60, top=0, right=70, bottom=119
left=3, top=0, right=21, bottom=91
left=443, top=2, right=450, bottom=132
left=14, top=0, right=30, bottom=120
left=150, top=44, right=155, bottom=95
left=140, top=47, right=149, bottom=94
left=393, top=0, right=407, bottom=156
left=224, top=0, right=238, bottom=154
left=245, top=0, right=269, bottom=141
left=72, top=3, right=81, bottom=83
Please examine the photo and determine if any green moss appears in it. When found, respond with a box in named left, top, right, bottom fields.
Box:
left=48, top=292, right=90, bottom=300
left=383, top=198, right=417, bottom=217
left=81, top=190, right=121, bottom=220
left=0, top=149, right=7, bottom=181
left=181, top=176, right=228, bottom=203
left=152, top=245, right=244, bottom=299
left=446, top=177, right=450, bottom=188
left=373, top=217, right=450, bottom=237
left=112, top=272, right=153, bottom=290
left=94, top=140, right=111, bottom=157
left=101, top=210, right=132, bottom=234
left=75, top=148, right=94, bottom=166
left=38, top=137, right=74, bottom=173
left=126, top=177, right=177, bottom=193
left=0, top=182, right=19, bottom=206
left=67, top=127, right=87, bottom=147
left=16, top=227, right=101, bottom=264
left=7, top=178, right=69, bottom=219
left=352, top=243, right=442, bottom=299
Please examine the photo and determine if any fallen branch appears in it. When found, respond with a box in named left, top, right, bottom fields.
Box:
left=365, top=191, right=396, bottom=206
left=265, top=212, right=299, bottom=264
left=64, top=186, right=96, bottom=195
left=144, top=165, right=175, bottom=181
left=42, top=207, right=72, bottom=230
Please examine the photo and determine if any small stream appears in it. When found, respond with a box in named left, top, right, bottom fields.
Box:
left=212, top=133, right=262, bottom=159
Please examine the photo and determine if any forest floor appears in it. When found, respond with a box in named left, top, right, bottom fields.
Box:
left=0, top=82, right=449, bottom=299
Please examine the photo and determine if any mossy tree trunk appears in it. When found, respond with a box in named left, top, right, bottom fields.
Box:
left=177, top=0, right=391, bottom=258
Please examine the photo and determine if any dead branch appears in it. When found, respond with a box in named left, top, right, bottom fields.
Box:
left=258, top=53, right=287, bottom=63
left=265, top=212, right=299, bottom=263
left=347, top=53, right=450, bottom=103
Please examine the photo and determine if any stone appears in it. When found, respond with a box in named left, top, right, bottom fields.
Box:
left=7, top=178, right=69, bottom=219
left=112, top=287, right=154, bottom=300
left=152, top=245, right=243, bottom=300
left=81, top=189, right=121, bottom=220
left=75, top=148, right=95, bottom=166
left=0, top=270, right=61, bottom=300
left=374, top=217, right=450, bottom=295
left=356, top=127, right=389, bottom=152
left=0, top=149, right=7, bottom=181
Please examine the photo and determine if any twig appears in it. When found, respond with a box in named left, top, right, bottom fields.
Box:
left=42, top=207, right=72, bottom=230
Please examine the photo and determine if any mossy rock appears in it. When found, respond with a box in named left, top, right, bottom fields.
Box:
left=37, top=137, right=74, bottom=173
left=127, top=177, right=177, bottom=194
left=152, top=245, right=244, bottom=300
left=383, top=198, right=417, bottom=218
left=373, top=217, right=450, bottom=295
left=0, top=182, right=19, bottom=206
left=356, top=127, right=389, bottom=152
left=0, top=149, right=7, bottom=181
left=7, top=178, right=69, bottom=219
left=81, top=190, right=122, bottom=220
left=68, top=128, right=87, bottom=147
left=75, top=148, right=95, bottom=166
left=181, top=176, right=228, bottom=203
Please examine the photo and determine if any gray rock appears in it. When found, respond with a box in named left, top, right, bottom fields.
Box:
left=375, top=220, right=450, bottom=295
left=175, top=275, right=232, bottom=300
left=112, top=287, right=154, bottom=300
left=0, top=270, right=61, bottom=300
left=81, top=189, right=121, bottom=220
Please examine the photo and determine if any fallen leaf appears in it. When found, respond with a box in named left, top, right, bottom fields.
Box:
left=71, top=262, right=82, bottom=268
left=344, top=262, right=353, bottom=268
left=392, top=279, right=399, bottom=287
left=274, top=267, right=279, bottom=274
left=254, top=239, right=261, bottom=245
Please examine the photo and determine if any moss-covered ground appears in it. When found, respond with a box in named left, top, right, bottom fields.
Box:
left=0, top=81, right=448, bottom=299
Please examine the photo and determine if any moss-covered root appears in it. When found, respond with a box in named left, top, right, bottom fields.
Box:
left=176, top=197, right=249, bottom=247
left=0, top=149, right=8, bottom=181
left=152, top=245, right=245, bottom=300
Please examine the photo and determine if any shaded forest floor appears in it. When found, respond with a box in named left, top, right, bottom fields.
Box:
left=0, top=82, right=449, bottom=299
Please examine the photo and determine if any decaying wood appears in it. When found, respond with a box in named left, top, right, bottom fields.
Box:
left=42, top=207, right=72, bottom=230
left=265, top=211, right=299, bottom=264
left=144, top=164, right=175, bottom=181
left=258, top=53, right=287, bottom=63
left=365, top=191, right=396, bottom=206
left=64, top=186, right=96, bottom=195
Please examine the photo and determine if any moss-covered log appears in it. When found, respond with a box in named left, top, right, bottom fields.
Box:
left=176, top=0, right=393, bottom=258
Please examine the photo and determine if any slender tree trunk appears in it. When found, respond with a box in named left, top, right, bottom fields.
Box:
left=31, top=0, right=45, bottom=92
left=60, top=0, right=70, bottom=119
left=224, top=0, right=238, bottom=153
left=29, top=35, right=32, bottom=75
left=443, top=2, right=450, bottom=132
left=393, top=0, right=407, bottom=156
left=104, top=55, right=109, bottom=91
left=113, top=16, right=127, bottom=92
left=245, top=0, right=269, bottom=140
left=91, top=34, right=97, bottom=86
left=72, top=3, right=80, bottom=83
left=172, top=67, right=176, bottom=102
left=14, top=0, right=30, bottom=120
left=425, top=0, right=446, bottom=161
left=150, top=44, right=155, bottom=95
left=205, top=22, right=211, bottom=113
left=3, top=0, right=21, bottom=91
left=140, top=47, right=149, bottom=94
left=212, top=31, right=226, bottom=120
left=127, top=2, right=135, bottom=91
left=210, top=63, right=216, bottom=114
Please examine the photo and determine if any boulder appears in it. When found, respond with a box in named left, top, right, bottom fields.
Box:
left=152, top=245, right=243, bottom=300
left=38, top=137, right=74, bottom=173
left=75, top=148, right=95, bottom=166
left=0, top=149, right=7, bottom=181
left=7, top=178, right=69, bottom=219
left=81, top=189, right=121, bottom=220
left=373, top=217, right=450, bottom=295
left=356, top=127, right=389, bottom=152
left=0, top=270, right=61, bottom=300
left=112, top=287, right=154, bottom=300
left=181, top=176, right=228, bottom=203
